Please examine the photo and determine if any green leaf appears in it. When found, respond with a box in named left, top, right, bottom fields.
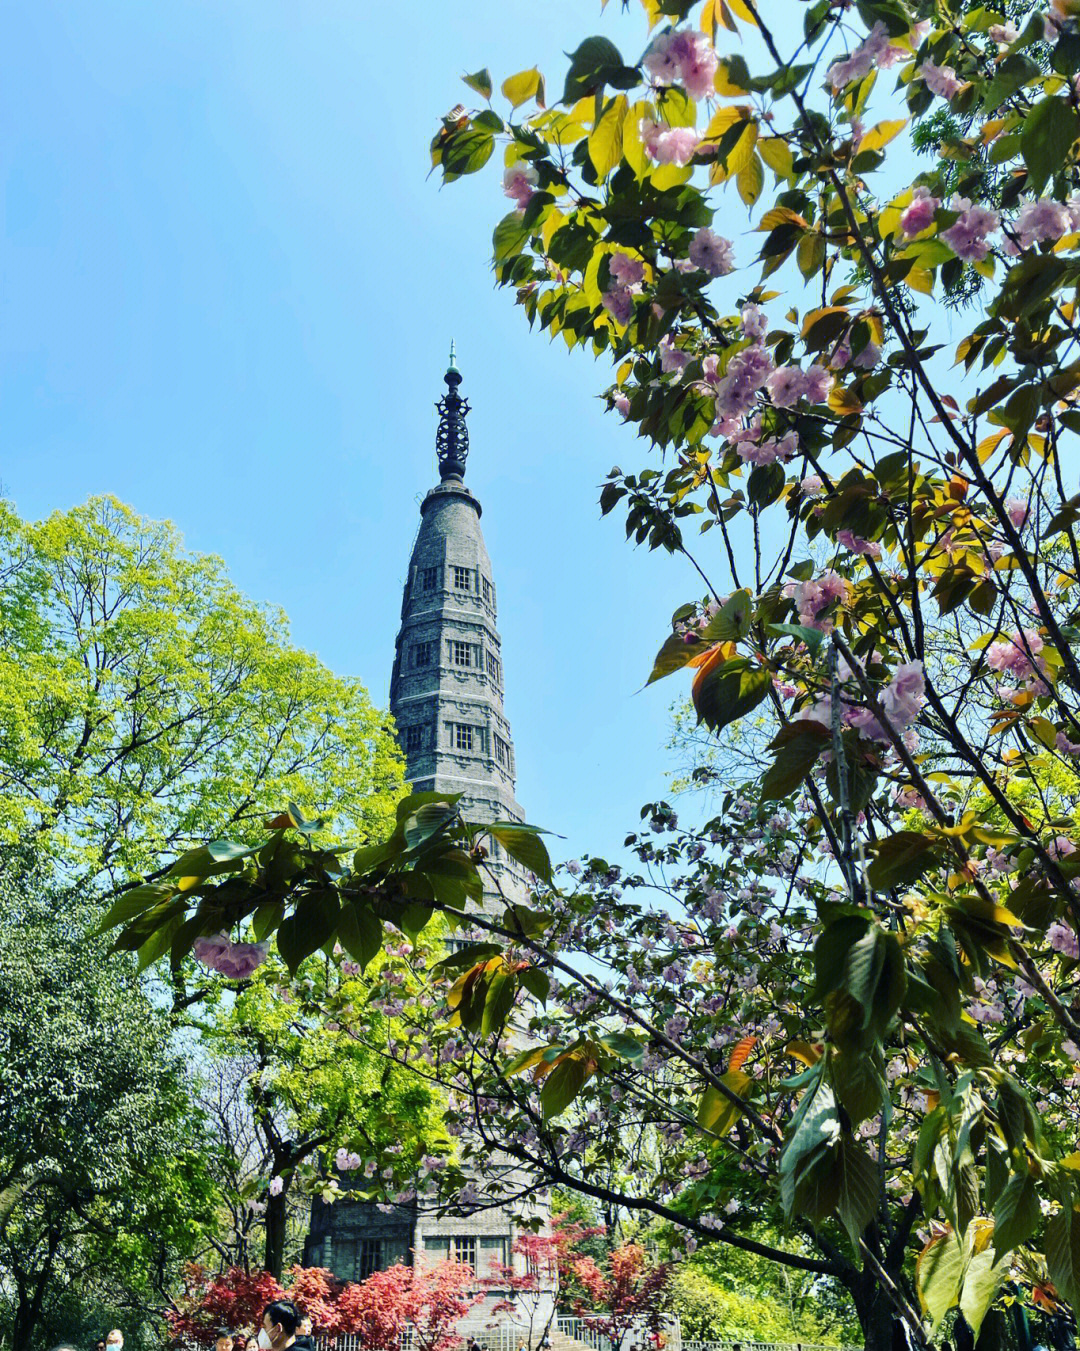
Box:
left=430, top=942, right=502, bottom=977
left=442, top=128, right=496, bottom=178
left=403, top=801, right=459, bottom=851
left=917, top=1231, right=964, bottom=1330
left=835, top=1137, right=879, bottom=1247
left=797, top=231, right=826, bottom=281
left=597, top=1030, right=646, bottom=1063
left=563, top=37, right=637, bottom=103
left=96, top=882, right=179, bottom=933
left=646, top=631, right=701, bottom=685
left=541, top=1054, right=592, bottom=1118
left=961, top=1243, right=1010, bottom=1337
left=463, top=68, right=493, bottom=99
left=993, top=1172, right=1040, bottom=1255
left=701, top=588, right=754, bottom=642
left=502, top=68, right=544, bottom=109
left=336, top=902, right=383, bottom=970
left=980, top=53, right=1039, bottom=111
left=1021, top=96, right=1080, bottom=194
left=1045, top=1206, right=1080, bottom=1308
left=136, top=913, right=185, bottom=973
left=867, top=831, right=944, bottom=890
left=276, top=889, right=341, bottom=975
left=487, top=822, right=553, bottom=884
left=587, top=95, right=627, bottom=179
left=693, top=657, right=771, bottom=733
left=504, top=1045, right=550, bottom=1077
left=760, top=720, right=830, bottom=802
left=768, top=621, right=825, bottom=655
left=697, top=1069, right=752, bottom=1135
left=480, top=970, right=517, bottom=1037
left=518, top=965, right=551, bottom=1004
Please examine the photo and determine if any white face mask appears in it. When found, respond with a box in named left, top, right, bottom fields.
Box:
left=258, top=1332, right=274, bottom=1350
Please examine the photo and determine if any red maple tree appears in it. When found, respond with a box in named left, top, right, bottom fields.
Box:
left=565, top=1245, right=671, bottom=1351
left=166, top=1263, right=285, bottom=1344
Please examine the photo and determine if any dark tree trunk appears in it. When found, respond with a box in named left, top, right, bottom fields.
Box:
left=852, top=1273, right=905, bottom=1351
left=265, top=1180, right=288, bottom=1280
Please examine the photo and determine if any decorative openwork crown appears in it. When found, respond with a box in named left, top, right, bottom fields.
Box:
left=435, top=343, right=470, bottom=481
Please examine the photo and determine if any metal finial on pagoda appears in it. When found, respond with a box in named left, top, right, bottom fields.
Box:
left=435, top=345, right=470, bottom=481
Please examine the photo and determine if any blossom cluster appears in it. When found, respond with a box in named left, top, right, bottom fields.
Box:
left=828, top=20, right=921, bottom=89
left=639, top=118, right=700, bottom=166
left=601, top=252, right=645, bottom=326
left=643, top=28, right=719, bottom=101
left=193, top=931, right=269, bottom=980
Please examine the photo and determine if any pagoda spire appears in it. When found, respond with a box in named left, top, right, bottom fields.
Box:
left=435, top=342, right=470, bottom=481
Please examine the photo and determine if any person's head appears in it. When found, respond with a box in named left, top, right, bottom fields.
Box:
left=234, top=1336, right=248, bottom=1351
left=106, top=1332, right=124, bottom=1351
left=95, top=1341, right=105, bottom=1351
left=215, top=1330, right=234, bottom=1351
left=298, top=1317, right=312, bottom=1337
left=261, top=1301, right=299, bottom=1350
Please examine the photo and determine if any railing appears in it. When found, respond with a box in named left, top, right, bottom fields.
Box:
left=683, top=1342, right=860, bottom=1351
left=556, top=1315, right=683, bottom=1351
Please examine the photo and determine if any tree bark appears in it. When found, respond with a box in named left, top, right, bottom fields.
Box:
left=265, top=1178, right=288, bottom=1280
left=851, top=1273, right=907, bottom=1351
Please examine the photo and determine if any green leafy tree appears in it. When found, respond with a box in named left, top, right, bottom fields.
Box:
left=0, top=495, right=403, bottom=892
left=0, top=856, right=217, bottom=1351
left=196, top=947, right=448, bottom=1279
left=114, top=0, right=1080, bottom=1340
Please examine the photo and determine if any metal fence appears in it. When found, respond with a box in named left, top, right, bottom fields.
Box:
left=683, top=1342, right=860, bottom=1351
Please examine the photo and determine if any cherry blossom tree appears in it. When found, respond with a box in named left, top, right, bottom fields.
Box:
left=114, top=0, right=1080, bottom=1342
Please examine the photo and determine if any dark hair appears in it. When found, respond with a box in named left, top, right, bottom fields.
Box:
left=216, top=1332, right=233, bottom=1342
left=263, top=1301, right=300, bottom=1336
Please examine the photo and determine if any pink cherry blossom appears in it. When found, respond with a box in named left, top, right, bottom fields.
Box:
left=602, top=287, right=636, bottom=325
left=688, top=228, right=735, bottom=277
left=193, top=931, right=269, bottom=980
left=643, top=29, right=719, bottom=102
left=766, top=365, right=805, bottom=407
left=610, top=252, right=645, bottom=286
left=613, top=392, right=630, bottom=417
left=640, top=119, right=701, bottom=166
left=802, top=363, right=834, bottom=403
left=269, top=1175, right=284, bottom=1196
left=659, top=333, right=691, bottom=374
left=1049, top=922, right=1080, bottom=958
left=740, top=303, right=769, bottom=340
left=837, top=529, right=882, bottom=558
left=985, top=628, right=1045, bottom=678
left=918, top=59, right=963, bottom=99
left=827, top=21, right=891, bottom=89
left=900, top=185, right=940, bottom=236
left=729, top=343, right=774, bottom=390
left=503, top=163, right=538, bottom=208
left=1057, top=730, right=1080, bottom=755
left=882, top=660, right=925, bottom=728
left=941, top=196, right=1000, bottom=261
left=1004, top=496, right=1029, bottom=529
left=800, top=474, right=824, bottom=496
left=1015, top=198, right=1072, bottom=249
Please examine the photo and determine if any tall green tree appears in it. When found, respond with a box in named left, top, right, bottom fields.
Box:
left=0, top=856, right=217, bottom=1351
left=0, top=495, right=404, bottom=892
left=196, top=948, right=447, bottom=1279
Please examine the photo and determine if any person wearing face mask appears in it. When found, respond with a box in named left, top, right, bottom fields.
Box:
left=105, top=1330, right=124, bottom=1351
left=259, top=1300, right=299, bottom=1351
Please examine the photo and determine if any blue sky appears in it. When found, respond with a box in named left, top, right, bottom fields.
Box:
left=2, top=0, right=709, bottom=862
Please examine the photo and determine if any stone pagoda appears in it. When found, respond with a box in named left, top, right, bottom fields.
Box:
left=305, top=350, right=552, bottom=1333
